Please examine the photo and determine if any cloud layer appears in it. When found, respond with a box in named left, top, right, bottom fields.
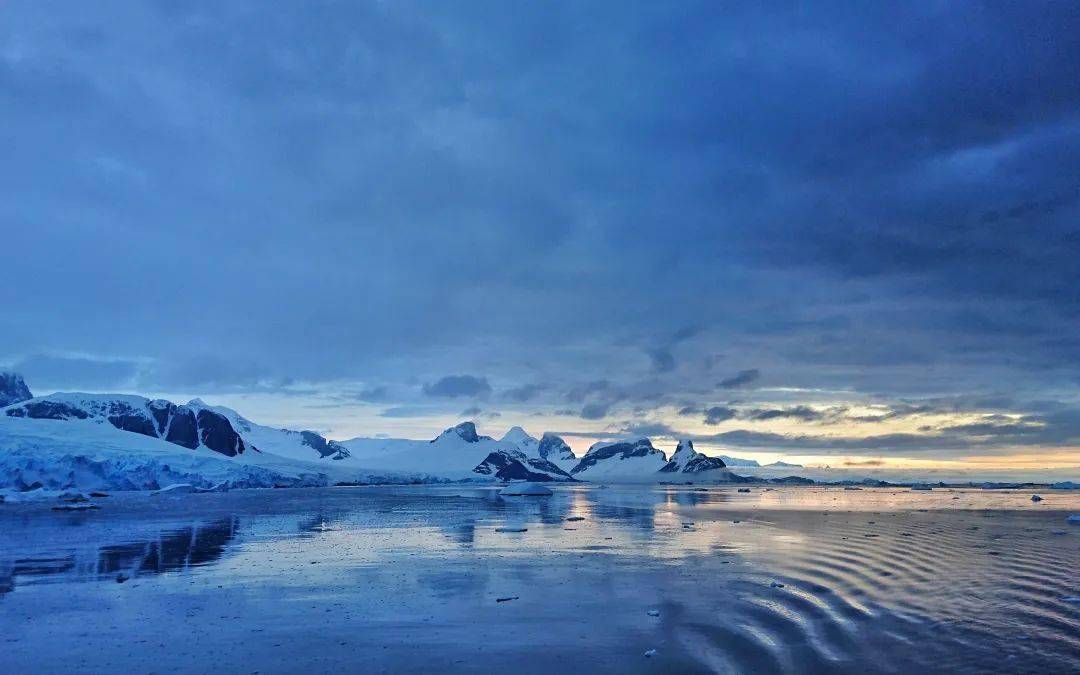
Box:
left=2, top=2, right=1079, bottom=462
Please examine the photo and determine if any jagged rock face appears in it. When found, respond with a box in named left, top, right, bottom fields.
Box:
left=537, top=433, right=576, bottom=461
left=0, top=372, right=33, bottom=407
left=571, top=438, right=664, bottom=474
left=432, top=421, right=490, bottom=444
left=300, top=431, right=351, bottom=460
left=5, top=395, right=255, bottom=458
left=660, top=439, right=727, bottom=473
left=474, top=450, right=555, bottom=481
left=6, top=400, right=90, bottom=421
left=473, top=448, right=574, bottom=482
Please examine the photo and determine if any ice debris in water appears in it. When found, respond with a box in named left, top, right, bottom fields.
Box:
left=1067, top=515, right=1080, bottom=525
left=152, top=483, right=198, bottom=495
left=647, top=609, right=660, bottom=617
left=499, top=482, right=553, bottom=496
left=52, top=503, right=100, bottom=511
left=644, top=649, right=657, bottom=658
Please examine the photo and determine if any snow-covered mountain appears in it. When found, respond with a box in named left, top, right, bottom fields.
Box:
left=4, top=393, right=255, bottom=457
left=570, top=438, right=669, bottom=480
left=186, top=400, right=352, bottom=462
left=659, top=439, right=728, bottom=474
left=341, top=422, right=574, bottom=482
left=0, top=372, right=32, bottom=407
left=717, top=455, right=761, bottom=467
left=0, top=375, right=753, bottom=490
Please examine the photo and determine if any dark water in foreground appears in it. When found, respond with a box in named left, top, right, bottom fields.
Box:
left=1, top=485, right=1078, bottom=674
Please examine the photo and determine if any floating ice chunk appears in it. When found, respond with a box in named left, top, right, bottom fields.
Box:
left=152, top=483, right=198, bottom=496
left=644, top=649, right=657, bottom=658
left=52, top=503, right=99, bottom=511
left=1067, top=515, right=1080, bottom=525
left=499, top=482, right=553, bottom=496
left=646, top=609, right=660, bottom=617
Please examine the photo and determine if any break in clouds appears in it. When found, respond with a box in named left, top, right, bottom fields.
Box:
left=3, top=2, right=1080, bottom=459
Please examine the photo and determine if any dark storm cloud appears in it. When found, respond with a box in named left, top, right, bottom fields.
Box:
left=580, top=401, right=612, bottom=420
left=502, top=383, right=546, bottom=403
left=350, top=386, right=391, bottom=403
left=745, top=405, right=826, bottom=422
left=647, top=348, right=676, bottom=374
left=718, top=370, right=761, bottom=389
left=1, top=2, right=1079, bottom=458
left=11, top=354, right=139, bottom=391
left=422, top=375, right=492, bottom=399
left=703, top=406, right=737, bottom=425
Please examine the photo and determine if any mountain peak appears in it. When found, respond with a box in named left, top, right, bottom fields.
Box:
left=433, top=421, right=488, bottom=444
left=499, top=426, right=536, bottom=445
left=0, top=372, right=33, bottom=407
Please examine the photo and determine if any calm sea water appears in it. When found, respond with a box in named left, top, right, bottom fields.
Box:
left=1, top=485, right=1078, bottom=673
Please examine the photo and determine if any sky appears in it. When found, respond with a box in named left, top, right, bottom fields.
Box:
left=2, top=2, right=1080, bottom=473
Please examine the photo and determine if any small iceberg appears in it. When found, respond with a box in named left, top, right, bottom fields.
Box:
left=152, top=483, right=198, bottom=496
left=1067, top=515, right=1080, bottom=525
left=499, top=482, right=553, bottom=496
left=52, top=503, right=100, bottom=511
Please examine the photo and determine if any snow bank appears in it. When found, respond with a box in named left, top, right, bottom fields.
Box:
left=0, top=416, right=449, bottom=492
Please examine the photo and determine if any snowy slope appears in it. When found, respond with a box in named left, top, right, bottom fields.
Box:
left=340, top=422, right=573, bottom=481
left=186, top=400, right=351, bottom=462
left=570, top=438, right=670, bottom=480
left=0, top=416, right=381, bottom=491
left=3, top=393, right=255, bottom=457
left=498, top=427, right=578, bottom=474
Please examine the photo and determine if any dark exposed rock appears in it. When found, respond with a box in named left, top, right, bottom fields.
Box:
left=474, top=450, right=559, bottom=481
left=537, top=432, right=576, bottom=461
left=300, top=430, right=351, bottom=460
left=6, top=400, right=89, bottom=420
left=0, top=372, right=32, bottom=407
left=164, top=406, right=199, bottom=449
left=4, top=394, right=254, bottom=457
left=659, top=440, right=727, bottom=474
left=196, top=409, right=249, bottom=457
left=432, top=421, right=491, bottom=444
